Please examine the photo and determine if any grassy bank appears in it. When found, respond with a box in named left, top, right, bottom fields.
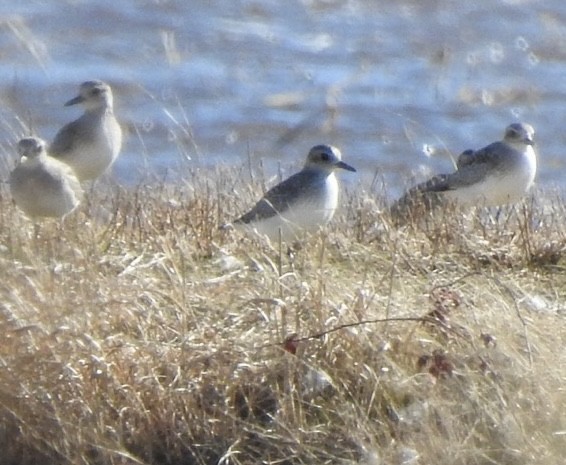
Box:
left=0, top=168, right=565, bottom=465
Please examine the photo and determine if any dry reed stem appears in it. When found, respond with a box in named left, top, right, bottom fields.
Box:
left=0, top=170, right=565, bottom=465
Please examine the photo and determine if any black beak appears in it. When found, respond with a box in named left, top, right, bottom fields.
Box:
left=335, top=160, right=356, bottom=172
left=65, top=95, right=85, bottom=106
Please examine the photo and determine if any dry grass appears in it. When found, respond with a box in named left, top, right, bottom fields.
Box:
left=0, top=168, right=565, bottom=465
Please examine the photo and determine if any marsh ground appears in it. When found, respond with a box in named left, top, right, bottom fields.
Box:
left=0, top=171, right=565, bottom=465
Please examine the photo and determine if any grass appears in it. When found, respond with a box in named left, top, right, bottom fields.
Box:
left=0, top=167, right=565, bottom=465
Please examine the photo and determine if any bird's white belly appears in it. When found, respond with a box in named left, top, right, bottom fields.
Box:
left=27, top=186, right=79, bottom=217
left=69, top=144, right=113, bottom=180
left=246, top=174, right=339, bottom=241
left=11, top=167, right=81, bottom=218
left=65, top=123, right=122, bottom=181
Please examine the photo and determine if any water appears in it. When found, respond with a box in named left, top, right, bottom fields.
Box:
left=0, top=0, right=564, bottom=199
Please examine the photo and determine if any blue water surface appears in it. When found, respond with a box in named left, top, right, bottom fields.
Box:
left=0, top=0, right=564, bottom=198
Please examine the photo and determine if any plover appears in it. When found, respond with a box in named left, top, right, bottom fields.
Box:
left=49, top=80, right=122, bottom=181
left=10, top=137, right=83, bottom=218
left=391, top=123, right=537, bottom=219
left=233, top=144, right=356, bottom=241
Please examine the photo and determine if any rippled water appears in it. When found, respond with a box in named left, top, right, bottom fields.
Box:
left=0, top=0, right=564, bottom=198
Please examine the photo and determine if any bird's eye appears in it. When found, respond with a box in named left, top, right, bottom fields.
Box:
left=91, top=88, right=102, bottom=96
left=320, top=152, right=330, bottom=161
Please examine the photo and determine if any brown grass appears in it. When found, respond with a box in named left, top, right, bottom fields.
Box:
left=0, top=169, right=565, bottom=465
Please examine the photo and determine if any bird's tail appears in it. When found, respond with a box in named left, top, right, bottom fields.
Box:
left=389, top=174, right=451, bottom=225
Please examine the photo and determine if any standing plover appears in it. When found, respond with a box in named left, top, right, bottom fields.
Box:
left=233, top=144, right=356, bottom=241
left=49, top=80, right=122, bottom=181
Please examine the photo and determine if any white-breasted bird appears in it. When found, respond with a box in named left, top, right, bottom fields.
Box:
left=49, top=80, right=122, bottom=181
left=233, top=144, right=356, bottom=241
left=10, top=137, right=83, bottom=218
left=391, top=123, right=537, bottom=219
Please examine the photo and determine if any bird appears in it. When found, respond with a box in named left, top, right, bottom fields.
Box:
left=390, top=123, right=537, bottom=220
left=232, top=144, right=356, bottom=241
left=10, top=137, right=83, bottom=218
left=49, top=80, right=122, bottom=181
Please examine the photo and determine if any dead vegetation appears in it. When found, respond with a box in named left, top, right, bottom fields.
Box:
left=0, top=169, right=565, bottom=465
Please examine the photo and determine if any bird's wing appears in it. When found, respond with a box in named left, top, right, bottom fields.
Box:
left=443, top=141, right=515, bottom=189
left=235, top=170, right=321, bottom=224
left=389, top=174, right=450, bottom=222
left=50, top=121, right=82, bottom=157
left=49, top=118, right=93, bottom=157
left=455, top=141, right=511, bottom=169
left=456, top=149, right=475, bottom=169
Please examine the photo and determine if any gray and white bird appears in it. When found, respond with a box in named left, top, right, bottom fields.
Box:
left=49, top=80, right=122, bottom=181
left=10, top=137, right=83, bottom=218
left=233, top=144, right=356, bottom=241
left=391, top=123, right=537, bottom=219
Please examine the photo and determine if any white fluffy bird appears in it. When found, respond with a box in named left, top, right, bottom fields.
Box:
left=10, top=137, right=83, bottom=218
